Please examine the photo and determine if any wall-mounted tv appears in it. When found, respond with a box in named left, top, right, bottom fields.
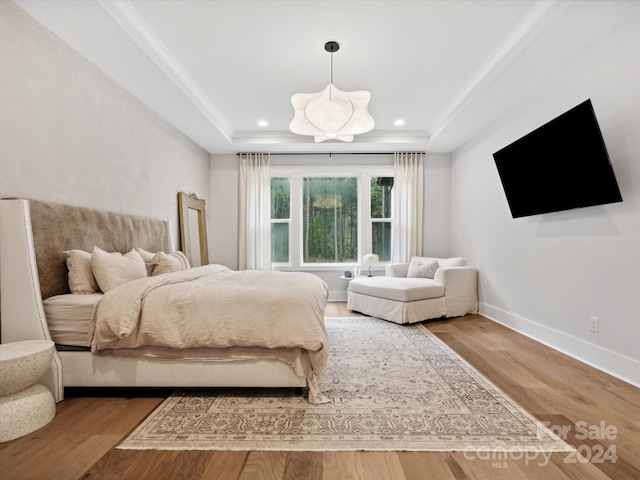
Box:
left=493, top=99, right=622, bottom=218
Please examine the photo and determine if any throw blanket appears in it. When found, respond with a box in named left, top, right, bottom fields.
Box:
left=89, top=264, right=330, bottom=403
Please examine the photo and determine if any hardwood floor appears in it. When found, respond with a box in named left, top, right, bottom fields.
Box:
left=1, top=302, right=639, bottom=479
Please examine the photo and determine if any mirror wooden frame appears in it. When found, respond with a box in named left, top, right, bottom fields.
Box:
left=178, top=192, right=208, bottom=267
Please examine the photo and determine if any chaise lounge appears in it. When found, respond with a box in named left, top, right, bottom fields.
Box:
left=347, top=256, right=478, bottom=325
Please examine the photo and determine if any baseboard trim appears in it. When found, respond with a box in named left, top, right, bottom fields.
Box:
left=328, top=290, right=347, bottom=302
left=479, top=302, right=640, bottom=388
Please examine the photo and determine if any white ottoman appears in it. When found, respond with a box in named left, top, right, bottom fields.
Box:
left=0, top=340, right=56, bottom=443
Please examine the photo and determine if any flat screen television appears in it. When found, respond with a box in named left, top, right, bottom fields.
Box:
left=493, top=99, right=622, bottom=218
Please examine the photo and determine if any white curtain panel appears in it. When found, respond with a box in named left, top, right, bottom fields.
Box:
left=392, top=152, right=424, bottom=263
left=238, top=153, right=271, bottom=270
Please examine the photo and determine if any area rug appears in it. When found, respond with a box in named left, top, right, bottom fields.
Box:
left=118, top=317, right=572, bottom=452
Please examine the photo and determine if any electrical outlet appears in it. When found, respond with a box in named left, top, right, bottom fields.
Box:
left=590, top=316, right=599, bottom=333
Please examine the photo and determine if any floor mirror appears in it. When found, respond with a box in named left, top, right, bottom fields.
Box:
left=178, top=192, right=209, bottom=267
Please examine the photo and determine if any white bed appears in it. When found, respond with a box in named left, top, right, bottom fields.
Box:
left=0, top=199, right=329, bottom=403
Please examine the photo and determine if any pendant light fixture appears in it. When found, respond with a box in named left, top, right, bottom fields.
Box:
left=289, top=41, right=374, bottom=142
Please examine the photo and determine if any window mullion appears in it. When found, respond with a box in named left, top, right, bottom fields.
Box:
left=360, top=173, right=372, bottom=258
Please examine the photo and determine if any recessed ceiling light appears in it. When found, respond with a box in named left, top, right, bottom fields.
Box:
left=394, top=119, right=405, bottom=126
left=258, top=120, right=269, bottom=127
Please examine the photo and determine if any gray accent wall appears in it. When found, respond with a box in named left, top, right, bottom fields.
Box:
left=0, top=1, right=210, bottom=249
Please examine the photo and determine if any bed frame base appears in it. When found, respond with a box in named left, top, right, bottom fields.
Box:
left=58, top=351, right=306, bottom=389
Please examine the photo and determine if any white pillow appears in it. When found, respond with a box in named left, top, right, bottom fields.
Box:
left=63, top=249, right=99, bottom=294
left=439, top=257, right=466, bottom=267
left=407, top=259, right=439, bottom=279
left=91, top=246, right=147, bottom=292
left=410, top=256, right=438, bottom=266
left=135, top=247, right=160, bottom=275
left=150, top=251, right=191, bottom=276
left=410, top=256, right=467, bottom=268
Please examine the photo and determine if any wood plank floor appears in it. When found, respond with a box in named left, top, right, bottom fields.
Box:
left=1, top=302, right=639, bottom=479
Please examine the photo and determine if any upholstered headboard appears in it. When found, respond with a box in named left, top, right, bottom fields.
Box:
left=27, top=200, right=172, bottom=299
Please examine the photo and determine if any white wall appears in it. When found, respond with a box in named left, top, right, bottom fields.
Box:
left=450, top=12, right=640, bottom=386
left=209, top=153, right=452, bottom=300
left=422, top=153, right=451, bottom=258
left=209, top=154, right=240, bottom=269
left=0, top=1, right=210, bottom=248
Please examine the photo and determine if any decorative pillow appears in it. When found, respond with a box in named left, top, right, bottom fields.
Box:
left=91, top=246, right=147, bottom=292
left=150, top=251, right=191, bottom=276
left=63, top=249, right=99, bottom=294
left=439, top=257, right=466, bottom=267
left=407, top=259, right=439, bottom=279
left=410, top=256, right=438, bottom=267
left=135, top=247, right=160, bottom=275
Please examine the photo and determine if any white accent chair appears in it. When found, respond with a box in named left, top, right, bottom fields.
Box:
left=347, top=256, right=478, bottom=325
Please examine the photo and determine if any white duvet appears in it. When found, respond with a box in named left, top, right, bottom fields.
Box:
left=89, top=264, right=330, bottom=402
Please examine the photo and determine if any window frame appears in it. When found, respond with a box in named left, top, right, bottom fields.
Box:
left=269, top=175, right=291, bottom=265
left=370, top=176, right=393, bottom=262
left=271, top=164, right=393, bottom=271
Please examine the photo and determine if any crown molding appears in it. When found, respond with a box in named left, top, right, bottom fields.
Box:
left=96, top=0, right=234, bottom=142
left=233, top=129, right=430, bottom=146
left=429, top=0, right=563, bottom=142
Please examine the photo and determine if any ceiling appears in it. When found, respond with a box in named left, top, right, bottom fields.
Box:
left=13, top=0, right=640, bottom=154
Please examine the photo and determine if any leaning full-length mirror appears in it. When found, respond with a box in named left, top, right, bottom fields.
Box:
left=178, top=192, right=208, bottom=267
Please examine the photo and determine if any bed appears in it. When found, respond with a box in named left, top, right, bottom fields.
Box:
left=0, top=199, right=329, bottom=403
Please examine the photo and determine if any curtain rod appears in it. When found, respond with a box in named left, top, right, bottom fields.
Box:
left=236, top=152, right=425, bottom=156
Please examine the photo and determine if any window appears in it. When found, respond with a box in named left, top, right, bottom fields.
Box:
left=270, top=177, right=290, bottom=263
left=371, top=177, right=393, bottom=262
left=303, top=177, right=358, bottom=263
left=271, top=166, right=393, bottom=269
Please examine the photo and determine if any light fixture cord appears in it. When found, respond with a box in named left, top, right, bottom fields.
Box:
left=329, top=51, right=334, bottom=101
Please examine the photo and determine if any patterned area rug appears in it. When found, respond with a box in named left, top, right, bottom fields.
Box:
left=119, top=317, right=572, bottom=451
